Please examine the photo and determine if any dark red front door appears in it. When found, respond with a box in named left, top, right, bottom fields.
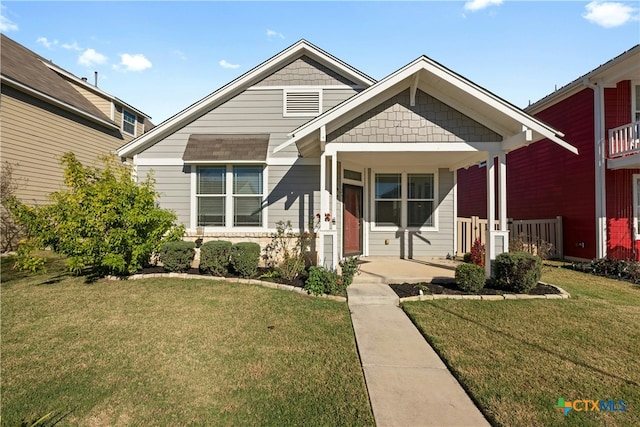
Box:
left=343, top=184, right=363, bottom=256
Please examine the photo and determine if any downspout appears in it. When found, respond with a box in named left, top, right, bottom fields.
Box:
left=584, top=77, right=607, bottom=259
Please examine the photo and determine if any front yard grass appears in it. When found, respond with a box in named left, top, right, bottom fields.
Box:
left=1, top=254, right=374, bottom=426
left=403, top=265, right=640, bottom=427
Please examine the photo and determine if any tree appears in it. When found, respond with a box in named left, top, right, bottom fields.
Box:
left=8, top=152, right=183, bottom=275
left=1, top=161, right=26, bottom=252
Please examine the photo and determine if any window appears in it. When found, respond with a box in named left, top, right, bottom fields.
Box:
left=283, top=90, right=321, bottom=117
left=635, top=84, right=640, bottom=122
left=407, top=174, right=434, bottom=227
left=122, top=109, right=136, bottom=136
left=375, top=174, right=401, bottom=227
left=373, top=171, right=437, bottom=229
left=233, top=166, right=263, bottom=227
left=196, top=165, right=263, bottom=228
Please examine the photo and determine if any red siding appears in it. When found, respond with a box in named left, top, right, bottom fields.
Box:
left=458, top=88, right=596, bottom=259
left=605, top=81, right=639, bottom=260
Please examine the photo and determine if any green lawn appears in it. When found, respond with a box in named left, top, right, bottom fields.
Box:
left=1, top=254, right=374, bottom=426
left=403, top=265, right=640, bottom=427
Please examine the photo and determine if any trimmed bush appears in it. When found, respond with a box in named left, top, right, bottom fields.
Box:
left=463, top=252, right=472, bottom=263
left=199, top=240, right=232, bottom=276
left=158, top=241, right=196, bottom=272
left=455, top=263, right=486, bottom=293
left=230, top=242, right=260, bottom=278
left=494, top=251, right=542, bottom=293
left=304, top=266, right=342, bottom=296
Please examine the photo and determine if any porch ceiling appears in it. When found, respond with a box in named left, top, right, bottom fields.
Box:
left=338, top=150, right=486, bottom=170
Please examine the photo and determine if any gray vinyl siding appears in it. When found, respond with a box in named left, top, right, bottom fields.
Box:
left=324, top=234, right=334, bottom=269
left=266, top=165, right=320, bottom=230
left=328, top=88, right=502, bottom=143
left=367, top=168, right=455, bottom=257
left=137, top=165, right=191, bottom=226
left=137, top=88, right=358, bottom=160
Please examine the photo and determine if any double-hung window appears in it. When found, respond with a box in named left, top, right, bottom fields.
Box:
left=196, top=165, right=263, bottom=228
left=122, top=109, right=137, bottom=136
left=373, top=171, right=436, bottom=229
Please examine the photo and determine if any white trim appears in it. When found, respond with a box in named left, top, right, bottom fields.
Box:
left=185, top=160, right=266, bottom=165
left=634, top=174, right=640, bottom=240
left=116, top=40, right=375, bottom=158
left=592, top=80, right=608, bottom=259
left=325, top=142, right=498, bottom=154
left=248, top=85, right=362, bottom=91
left=110, top=101, right=115, bottom=121
left=608, top=155, right=640, bottom=170
left=190, top=167, right=197, bottom=230
left=370, top=168, right=439, bottom=233
left=121, top=108, right=137, bottom=137
left=633, top=81, right=640, bottom=122
left=452, top=171, right=458, bottom=256
left=0, top=75, right=119, bottom=130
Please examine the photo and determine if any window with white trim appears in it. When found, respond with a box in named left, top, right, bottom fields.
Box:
left=373, top=171, right=437, bottom=229
left=122, top=109, right=137, bottom=136
left=196, top=165, right=264, bottom=228
left=283, top=90, right=321, bottom=117
left=634, top=84, right=640, bottom=122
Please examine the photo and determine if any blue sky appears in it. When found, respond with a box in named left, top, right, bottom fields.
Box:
left=2, top=1, right=638, bottom=124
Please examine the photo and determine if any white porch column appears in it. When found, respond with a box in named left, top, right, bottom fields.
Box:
left=486, top=153, right=496, bottom=278
left=331, top=153, right=339, bottom=267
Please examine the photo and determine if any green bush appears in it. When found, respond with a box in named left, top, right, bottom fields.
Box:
left=463, top=252, right=472, bottom=263
left=158, top=241, right=195, bottom=272
left=304, top=266, right=342, bottom=296
left=494, top=251, right=542, bottom=293
left=339, top=257, right=359, bottom=287
left=455, top=263, right=486, bottom=293
left=199, top=240, right=232, bottom=276
left=7, top=152, right=182, bottom=275
left=230, top=242, right=260, bottom=278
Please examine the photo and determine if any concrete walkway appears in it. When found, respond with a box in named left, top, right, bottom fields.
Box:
left=348, top=281, right=490, bottom=427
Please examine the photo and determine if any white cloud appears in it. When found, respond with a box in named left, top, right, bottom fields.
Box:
left=172, top=49, right=187, bottom=61
left=266, top=29, right=285, bottom=39
left=0, top=8, right=18, bottom=32
left=583, top=1, right=638, bottom=28
left=36, top=37, right=58, bottom=49
left=464, top=0, right=503, bottom=12
left=62, top=41, right=82, bottom=51
left=78, top=48, right=108, bottom=67
left=219, top=59, right=240, bottom=69
left=117, top=53, right=153, bottom=72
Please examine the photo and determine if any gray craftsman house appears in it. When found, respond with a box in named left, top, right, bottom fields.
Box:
left=117, top=40, right=576, bottom=276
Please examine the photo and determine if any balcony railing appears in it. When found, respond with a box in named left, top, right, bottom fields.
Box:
left=609, top=121, right=640, bottom=158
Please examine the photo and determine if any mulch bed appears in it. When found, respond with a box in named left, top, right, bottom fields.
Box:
left=389, top=280, right=560, bottom=298
left=136, top=266, right=306, bottom=288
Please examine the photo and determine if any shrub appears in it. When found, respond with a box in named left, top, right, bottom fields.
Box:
left=7, top=153, right=182, bottom=275
left=494, top=251, right=542, bottom=293
left=158, top=241, right=195, bottom=272
left=470, top=239, right=485, bottom=267
left=304, top=266, right=342, bottom=296
left=463, top=252, right=472, bottom=263
left=510, top=233, right=555, bottom=260
left=591, top=258, right=640, bottom=284
left=230, top=242, right=260, bottom=278
left=1, top=161, right=26, bottom=252
left=263, top=220, right=314, bottom=281
left=199, top=240, right=232, bottom=276
left=455, top=263, right=486, bottom=293
left=339, top=256, right=359, bottom=287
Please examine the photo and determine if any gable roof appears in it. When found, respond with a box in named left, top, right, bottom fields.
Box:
left=116, top=40, right=376, bottom=158
left=527, top=44, right=640, bottom=114
left=0, top=34, right=151, bottom=130
left=279, top=55, right=577, bottom=157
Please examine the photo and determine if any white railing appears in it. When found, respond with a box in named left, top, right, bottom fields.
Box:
left=457, top=216, right=563, bottom=259
left=609, top=121, right=640, bottom=158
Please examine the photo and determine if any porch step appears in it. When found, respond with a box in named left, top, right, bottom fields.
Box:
left=352, top=271, right=385, bottom=285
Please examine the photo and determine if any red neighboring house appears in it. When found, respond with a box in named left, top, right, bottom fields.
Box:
left=458, top=45, right=640, bottom=261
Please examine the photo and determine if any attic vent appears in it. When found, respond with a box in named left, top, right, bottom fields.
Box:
left=284, top=90, right=321, bottom=117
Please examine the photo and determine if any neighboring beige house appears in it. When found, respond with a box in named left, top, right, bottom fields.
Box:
left=0, top=34, right=152, bottom=207
left=118, top=40, right=577, bottom=276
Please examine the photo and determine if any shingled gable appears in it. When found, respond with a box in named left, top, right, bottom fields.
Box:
left=182, top=134, right=269, bottom=162
left=116, top=40, right=376, bottom=159
left=277, top=55, right=577, bottom=160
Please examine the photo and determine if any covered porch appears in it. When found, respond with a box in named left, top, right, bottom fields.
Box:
left=278, top=54, right=576, bottom=277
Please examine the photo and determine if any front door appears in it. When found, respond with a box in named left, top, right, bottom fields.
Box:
left=343, top=184, right=363, bottom=256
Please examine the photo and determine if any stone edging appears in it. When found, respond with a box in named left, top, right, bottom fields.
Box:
left=106, top=272, right=347, bottom=302
left=398, top=282, right=570, bottom=302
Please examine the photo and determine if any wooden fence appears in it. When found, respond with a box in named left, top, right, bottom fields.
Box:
left=457, top=216, right=563, bottom=259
